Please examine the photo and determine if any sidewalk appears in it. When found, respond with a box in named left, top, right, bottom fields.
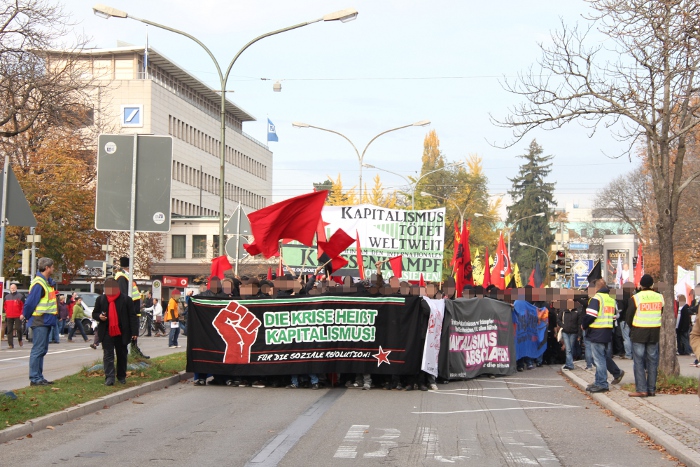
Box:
left=561, top=354, right=700, bottom=467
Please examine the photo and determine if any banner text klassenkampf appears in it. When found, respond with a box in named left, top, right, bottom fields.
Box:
left=187, top=295, right=426, bottom=377
left=281, top=204, right=446, bottom=282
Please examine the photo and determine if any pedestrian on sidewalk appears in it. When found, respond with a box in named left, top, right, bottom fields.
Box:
left=165, top=289, right=181, bottom=348
left=558, top=299, right=582, bottom=371
left=67, top=296, right=89, bottom=342
left=677, top=294, right=692, bottom=355
left=22, top=257, right=58, bottom=386
left=582, top=278, right=616, bottom=393
left=626, top=274, right=664, bottom=397
left=57, top=295, right=69, bottom=337
left=93, top=278, right=138, bottom=385
left=3, top=283, right=25, bottom=349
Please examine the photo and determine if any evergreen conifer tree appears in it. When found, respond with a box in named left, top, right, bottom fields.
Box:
left=506, top=140, right=556, bottom=284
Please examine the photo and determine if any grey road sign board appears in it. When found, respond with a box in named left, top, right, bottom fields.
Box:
left=95, top=134, right=172, bottom=232
left=224, top=205, right=252, bottom=236
left=0, top=164, right=37, bottom=227
left=225, top=236, right=249, bottom=259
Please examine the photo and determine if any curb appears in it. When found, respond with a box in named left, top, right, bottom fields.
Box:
left=562, top=370, right=700, bottom=467
left=0, top=371, right=193, bottom=444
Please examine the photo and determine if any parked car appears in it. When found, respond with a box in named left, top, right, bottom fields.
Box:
left=76, top=292, right=100, bottom=335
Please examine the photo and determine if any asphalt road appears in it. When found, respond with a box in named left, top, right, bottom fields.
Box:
left=0, top=365, right=680, bottom=466
left=0, top=334, right=185, bottom=391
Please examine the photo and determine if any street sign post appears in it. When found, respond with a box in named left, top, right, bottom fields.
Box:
left=95, top=134, right=172, bottom=232
left=224, top=203, right=251, bottom=275
left=96, top=134, right=173, bottom=291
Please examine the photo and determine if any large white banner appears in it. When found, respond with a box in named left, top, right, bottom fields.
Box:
left=282, top=204, right=446, bottom=282
left=421, top=297, right=445, bottom=377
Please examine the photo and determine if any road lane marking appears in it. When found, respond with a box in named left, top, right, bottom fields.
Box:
left=246, top=388, right=344, bottom=466
left=334, top=425, right=369, bottom=458
left=363, top=428, right=400, bottom=458
left=0, top=347, right=90, bottom=362
left=412, top=405, right=579, bottom=415
left=428, top=390, right=580, bottom=408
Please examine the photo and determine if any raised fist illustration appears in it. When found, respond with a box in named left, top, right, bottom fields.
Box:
left=212, top=301, right=261, bottom=364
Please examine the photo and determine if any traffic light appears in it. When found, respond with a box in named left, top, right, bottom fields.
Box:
left=550, top=250, right=565, bottom=276
left=103, top=262, right=115, bottom=278
left=21, top=249, right=31, bottom=276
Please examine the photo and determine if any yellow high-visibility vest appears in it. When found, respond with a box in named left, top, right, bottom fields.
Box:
left=29, top=275, right=58, bottom=316
left=115, top=271, right=140, bottom=300
left=589, top=292, right=615, bottom=329
left=632, top=289, right=663, bottom=328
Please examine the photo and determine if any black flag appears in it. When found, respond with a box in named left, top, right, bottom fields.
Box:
left=586, top=260, right=602, bottom=284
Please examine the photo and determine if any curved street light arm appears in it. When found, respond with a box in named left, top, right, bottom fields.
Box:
left=305, top=125, right=361, bottom=161
left=128, top=15, right=224, bottom=82
left=223, top=20, right=320, bottom=83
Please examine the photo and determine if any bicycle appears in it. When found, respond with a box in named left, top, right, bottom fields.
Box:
left=138, top=309, right=155, bottom=337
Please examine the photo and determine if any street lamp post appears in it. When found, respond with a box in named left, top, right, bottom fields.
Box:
left=362, top=161, right=463, bottom=209
left=420, top=191, right=468, bottom=226
left=93, top=4, right=358, bottom=256
left=518, top=241, right=548, bottom=261
left=474, top=211, right=546, bottom=260
left=293, top=120, right=430, bottom=200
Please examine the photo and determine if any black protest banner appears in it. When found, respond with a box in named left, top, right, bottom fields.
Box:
left=440, top=298, right=516, bottom=380
left=186, top=295, right=425, bottom=376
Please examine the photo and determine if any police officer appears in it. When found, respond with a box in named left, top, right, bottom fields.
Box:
left=115, top=257, right=149, bottom=359
left=626, top=274, right=664, bottom=397
left=22, top=257, right=58, bottom=386
left=582, top=278, right=616, bottom=393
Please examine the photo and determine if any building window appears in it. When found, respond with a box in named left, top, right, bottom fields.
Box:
left=193, top=235, right=207, bottom=258
left=581, top=228, right=587, bottom=237
left=172, top=235, right=186, bottom=259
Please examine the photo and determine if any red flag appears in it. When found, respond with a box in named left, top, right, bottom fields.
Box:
left=491, top=232, right=509, bottom=289
left=528, top=268, right=536, bottom=287
left=454, top=221, right=465, bottom=297
left=243, top=190, right=328, bottom=258
left=451, top=220, right=462, bottom=268
left=318, top=229, right=354, bottom=259
left=277, top=256, right=284, bottom=277
left=633, top=243, right=644, bottom=287
left=267, top=267, right=273, bottom=280
left=356, top=230, right=365, bottom=280
left=483, top=247, right=491, bottom=288
left=330, top=256, right=349, bottom=274
left=210, top=255, right=232, bottom=279
left=388, top=255, right=403, bottom=280
left=461, top=220, right=474, bottom=287
left=419, top=273, right=426, bottom=287
left=316, top=217, right=329, bottom=259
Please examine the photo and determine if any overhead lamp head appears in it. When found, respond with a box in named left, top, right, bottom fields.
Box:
left=292, top=122, right=310, bottom=128
left=412, top=120, right=431, bottom=127
left=323, top=8, right=359, bottom=22
left=92, top=4, right=127, bottom=19
left=362, top=163, right=376, bottom=169
left=420, top=191, right=434, bottom=197
left=519, top=242, right=528, bottom=246
left=473, top=213, right=484, bottom=217
left=536, top=212, right=546, bottom=217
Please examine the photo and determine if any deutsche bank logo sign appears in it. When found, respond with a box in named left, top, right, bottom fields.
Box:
left=121, top=104, right=143, bottom=128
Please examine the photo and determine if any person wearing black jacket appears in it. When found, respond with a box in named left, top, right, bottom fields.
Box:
left=557, top=299, right=582, bottom=370
left=93, top=278, right=138, bottom=386
left=677, top=294, right=692, bottom=355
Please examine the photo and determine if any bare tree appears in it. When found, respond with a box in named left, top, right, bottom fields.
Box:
left=592, top=165, right=650, bottom=240
left=0, top=0, right=91, bottom=138
left=494, top=0, right=700, bottom=375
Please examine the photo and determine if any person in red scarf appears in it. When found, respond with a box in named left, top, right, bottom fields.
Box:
left=93, top=278, right=139, bottom=386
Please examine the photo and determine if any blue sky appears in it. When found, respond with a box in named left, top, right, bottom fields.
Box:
left=66, top=0, right=638, bottom=215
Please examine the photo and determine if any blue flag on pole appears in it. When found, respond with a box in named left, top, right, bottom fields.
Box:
left=267, top=118, right=278, bottom=142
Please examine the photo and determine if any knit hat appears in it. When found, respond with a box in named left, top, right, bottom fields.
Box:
left=640, top=274, right=654, bottom=288
left=119, top=257, right=130, bottom=268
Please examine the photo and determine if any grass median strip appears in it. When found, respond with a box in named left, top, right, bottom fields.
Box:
left=620, top=372, right=698, bottom=395
left=0, top=352, right=186, bottom=429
